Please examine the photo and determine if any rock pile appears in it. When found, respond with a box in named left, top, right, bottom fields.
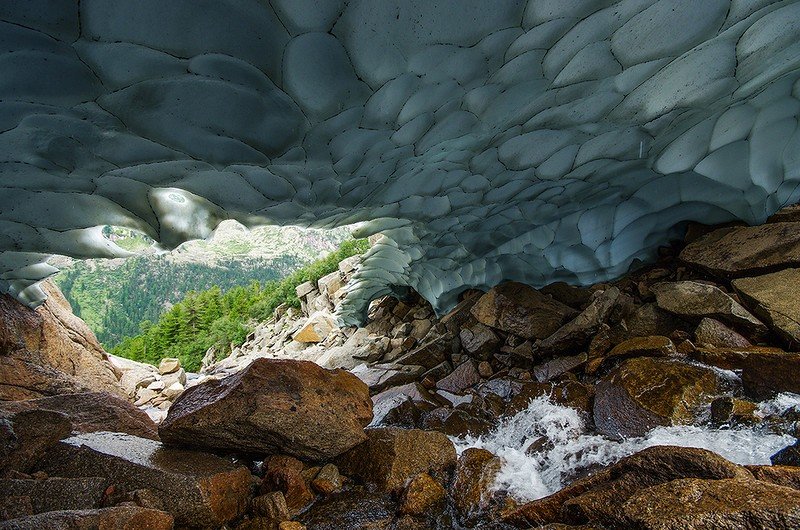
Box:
left=5, top=208, right=800, bottom=528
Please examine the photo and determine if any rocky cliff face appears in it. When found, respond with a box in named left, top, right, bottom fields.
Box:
left=0, top=281, right=124, bottom=401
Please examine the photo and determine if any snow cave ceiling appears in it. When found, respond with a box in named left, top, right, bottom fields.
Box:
left=2, top=0, right=800, bottom=324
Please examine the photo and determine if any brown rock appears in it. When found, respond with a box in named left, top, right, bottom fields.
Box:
left=160, top=359, right=373, bottom=461
left=0, top=282, right=124, bottom=400
left=0, top=506, right=174, bottom=530
left=398, top=473, right=446, bottom=516
left=734, top=268, right=800, bottom=347
left=620, top=478, right=800, bottom=529
left=533, top=353, right=587, bottom=382
left=0, top=392, right=158, bottom=440
left=435, top=360, right=481, bottom=394
left=293, top=312, right=336, bottom=343
left=535, top=288, right=620, bottom=356
left=680, top=222, right=800, bottom=277
left=421, top=407, right=493, bottom=437
left=540, top=282, right=593, bottom=310
left=471, top=282, right=577, bottom=340
left=740, top=349, right=800, bottom=399
left=694, top=318, right=752, bottom=348
left=261, top=459, right=314, bottom=515
left=0, top=477, right=106, bottom=516
left=335, top=428, right=456, bottom=492
left=279, top=523, right=306, bottom=530
left=393, top=335, right=452, bottom=369
left=298, top=492, right=395, bottom=530
left=459, top=323, right=500, bottom=360
left=311, top=464, right=342, bottom=495
left=0, top=408, right=72, bottom=475
left=651, top=281, right=767, bottom=335
left=251, top=491, right=290, bottom=521
left=350, top=362, right=426, bottom=394
left=36, top=432, right=251, bottom=528
left=710, top=396, right=757, bottom=426
left=561, top=446, right=751, bottom=527
left=586, top=336, right=675, bottom=374
left=593, top=358, right=721, bottom=438
left=451, top=448, right=502, bottom=523
left=477, top=361, right=493, bottom=378
left=748, top=465, right=800, bottom=490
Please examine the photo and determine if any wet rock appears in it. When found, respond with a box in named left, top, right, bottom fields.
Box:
left=351, top=362, right=426, bottom=394
left=421, top=407, right=493, bottom=437
left=0, top=477, right=106, bottom=516
left=534, top=353, right=587, bottom=382
left=0, top=506, right=174, bottom=530
left=507, top=380, right=593, bottom=418
left=251, top=491, right=290, bottom=522
left=311, top=464, right=342, bottom=495
left=471, top=282, right=577, bottom=340
left=160, top=359, right=373, bottom=460
left=0, top=392, right=158, bottom=440
left=298, top=492, right=395, bottom=530
left=622, top=303, right=688, bottom=341
left=502, top=446, right=750, bottom=527
left=710, top=396, right=757, bottom=426
left=748, top=465, right=800, bottom=490
left=435, top=360, right=481, bottom=394
left=0, top=408, right=71, bottom=475
left=398, top=473, right=445, bottom=516
left=694, top=317, right=752, bottom=348
left=335, top=428, right=456, bottom=492
left=36, top=432, right=251, bottom=528
left=586, top=336, right=675, bottom=374
left=459, top=323, right=499, bottom=360
left=620, top=478, right=800, bottom=529
left=370, top=382, right=439, bottom=427
left=0, top=282, right=124, bottom=400
left=734, top=268, right=800, bottom=347
left=393, top=335, right=451, bottom=369
left=772, top=440, right=800, bottom=466
left=293, top=312, right=337, bottom=343
left=451, top=448, right=502, bottom=523
left=739, top=349, right=800, bottom=399
left=593, top=358, right=721, bottom=438
left=540, top=282, right=593, bottom=310
left=680, top=222, right=800, bottom=277
left=260, top=455, right=314, bottom=515
left=651, top=281, right=767, bottom=335
left=536, top=288, right=620, bottom=356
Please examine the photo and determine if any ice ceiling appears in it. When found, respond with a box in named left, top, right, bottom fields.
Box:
left=1, top=1, right=800, bottom=324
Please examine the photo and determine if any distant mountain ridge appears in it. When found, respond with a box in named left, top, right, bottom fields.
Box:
left=51, top=222, right=354, bottom=348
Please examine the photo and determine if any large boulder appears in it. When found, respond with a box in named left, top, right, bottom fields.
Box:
left=503, top=446, right=750, bottom=528
left=0, top=407, right=72, bottom=475
left=36, top=432, right=251, bottom=528
left=160, top=358, right=373, bottom=461
left=651, top=281, right=767, bottom=336
left=0, top=506, right=174, bottom=530
left=620, top=478, right=800, bottom=529
left=680, top=222, right=800, bottom=277
left=335, top=428, right=456, bottom=492
left=734, top=268, right=800, bottom=347
left=593, top=358, right=721, bottom=438
left=0, top=281, right=124, bottom=400
left=0, top=392, right=158, bottom=440
left=470, top=282, right=577, bottom=340
left=739, top=350, right=800, bottom=399
left=451, top=448, right=502, bottom=524
left=0, top=477, right=107, bottom=516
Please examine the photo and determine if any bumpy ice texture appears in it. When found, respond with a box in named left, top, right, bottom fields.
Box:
left=1, top=1, right=800, bottom=323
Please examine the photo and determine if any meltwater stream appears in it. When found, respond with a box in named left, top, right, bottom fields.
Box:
left=453, top=394, right=800, bottom=502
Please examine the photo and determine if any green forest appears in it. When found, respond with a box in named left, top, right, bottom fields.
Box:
left=55, top=255, right=299, bottom=347
left=108, top=238, right=369, bottom=372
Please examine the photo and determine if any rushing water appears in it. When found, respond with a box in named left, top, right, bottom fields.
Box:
left=453, top=394, right=800, bottom=502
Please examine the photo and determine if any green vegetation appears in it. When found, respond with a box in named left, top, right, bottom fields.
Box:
left=109, top=238, right=369, bottom=372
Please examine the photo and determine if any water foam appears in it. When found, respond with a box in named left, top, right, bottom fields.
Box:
left=453, top=395, right=797, bottom=502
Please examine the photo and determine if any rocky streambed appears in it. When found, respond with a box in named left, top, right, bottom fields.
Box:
left=4, top=212, right=800, bottom=528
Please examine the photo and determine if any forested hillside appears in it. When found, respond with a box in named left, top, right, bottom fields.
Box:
left=109, top=238, right=369, bottom=371
left=52, top=222, right=353, bottom=348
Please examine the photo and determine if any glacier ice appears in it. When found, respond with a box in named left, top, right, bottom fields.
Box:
left=1, top=1, right=800, bottom=323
